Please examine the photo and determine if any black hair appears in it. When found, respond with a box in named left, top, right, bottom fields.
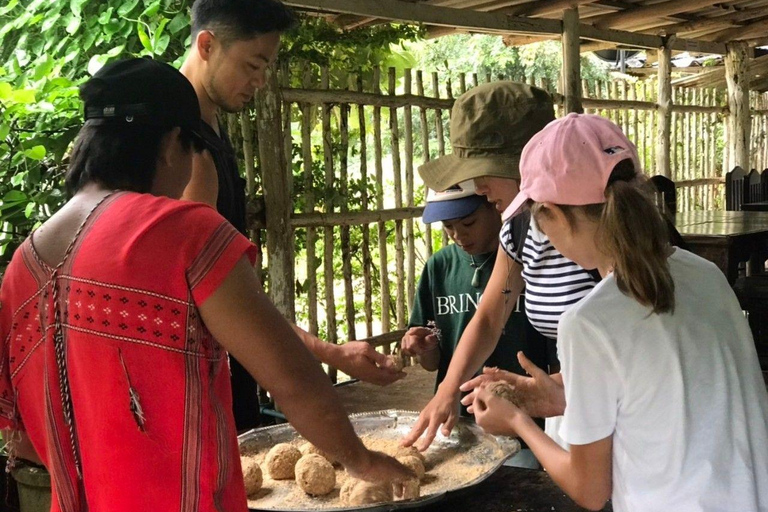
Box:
left=191, top=0, right=297, bottom=44
left=65, top=122, right=196, bottom=195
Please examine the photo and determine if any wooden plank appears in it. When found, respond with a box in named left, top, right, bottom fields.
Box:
left=256, top=67, right=295, bottom=319
left=657, top=44, right=673, bottom=178
left=709, top=17, right=768, bottom=43
left=404, top=69, right=416, bottom=315
left=282, top=87, right=455, bottom=109
left=285, top=0, right=725, bottom=53
left=389, top=68, right=406, bottom=331
left=356, top=74, right=374, bottom=338
left=561, top=8, right=583, bottom=114
left=301, top=63, right=319, bottom=336
left=725, top=41, right=750, bottom=170
left=373, top=67, right=392, bottom=345
left=505, top=0, right=599, bottom=17
left=417, top=70, right=434, bottom=260
left=339, top=76, right=356, bottom=342
left=321, top=67, right=338, bottom=381
left=593, top=0, right=724, bottom=31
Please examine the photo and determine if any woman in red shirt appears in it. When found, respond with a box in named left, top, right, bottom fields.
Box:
left=0, top=58, right=410, bottom=512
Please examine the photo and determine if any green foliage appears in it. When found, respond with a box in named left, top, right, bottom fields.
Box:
left=406, top=35, right=610, bottom=85
left=0, top=0, right=193, bottom=268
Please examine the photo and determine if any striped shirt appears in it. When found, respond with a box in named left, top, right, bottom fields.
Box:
left=500, top=218, right=596, bottom=339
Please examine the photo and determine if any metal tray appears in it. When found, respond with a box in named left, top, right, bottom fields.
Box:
left=238, top=409, right=520, bottom=512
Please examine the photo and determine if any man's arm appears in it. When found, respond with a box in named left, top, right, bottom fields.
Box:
left=292, top=325, right=405, bottom=386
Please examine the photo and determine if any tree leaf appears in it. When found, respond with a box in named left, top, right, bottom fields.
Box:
left=167, top=12, right=187, bottom=34
left=65, top=15, right=81, bottom=35
left=0, top=83, right=11, bottom=100
left=3, top=190, right=27, bottom=203
left=24, top=202, right=35, bottom=219
left=9, top=89, right=35, bottom=104
left=11, top=172, right=27, bottom=186
left=117, top=0, right=140, bottom=17
left=137, top=24, right=152, bottom=52
left=69, top=0, right=88, bottom=17
left=141, top=0, right=161, bottom=18
left=23, top=145, right=46, bottom=161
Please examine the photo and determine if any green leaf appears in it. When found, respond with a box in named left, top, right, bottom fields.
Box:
left=0, top=83, right=11, bottom=100
left=24, top=202, right=35, bottom=219
left=11, top=172, right=27, bottom=186
left=23, top=145, right=46, bottom=161
left=87, top=54, right=109, bottom=76
left=65, top=15, right=81, bottom=35
left=117, top=0, right=140, bottom=17
left=41, top=12, right=61, bottom=32
left=98, top=7, right=114, bottom=24
left=0, top=124, right=9, bottom=140
left=0, top=0, right=19, bottom=16
left=3, top=190, right=27, bottom=203
left=9, top=89, right=35, bottom=104
left=141, top=0, right=161, bottom=18
left=154, top=34, right=170, bottom=56
left=69, top=0, right=88, bottom=17
left=168, top=12, right=187, bottom=34
left=137, top=24, right=152, bottom=52
left=153, top=18, right=170, bottom=45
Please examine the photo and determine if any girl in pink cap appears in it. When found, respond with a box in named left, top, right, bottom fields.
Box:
left=462, top=114, right=768, bottom=511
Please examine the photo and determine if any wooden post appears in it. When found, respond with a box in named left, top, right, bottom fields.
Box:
left=321, top=67, right=338, bottom=381
left=374, top=67, right=392, bottom=346
left=357, top=74, right=374, bottom=338
left=561, top=7, right=583, bottom=114
left=725, top=41, right=750, bottom=171
left=417, top=71, right=433, bottom=259
left=404, top=69, right=416, bottom=315
left=656, top=43, right=672, bottom=178
left=256, top=67, right=295, bottom=319
left=301, top=63, right=319, bottom=336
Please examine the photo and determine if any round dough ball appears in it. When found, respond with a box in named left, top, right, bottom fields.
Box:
left=299, top=441, right=336, bottom=465
left=397, top=455, right=425, bottom=480
left=394, top=445, right=425, bottom=463
left=398, top=479, right=420, bottom=501
left=295, top=454, right=336, bottom=496
left=243, top=462, right=263, bottom=496
left=340, top=478, right=393, bottom=506
left=387, top=354, right=405, bottom=372
left=487, top=381, right=522, bottom=406
left=265, top=443, right=302, bottom=480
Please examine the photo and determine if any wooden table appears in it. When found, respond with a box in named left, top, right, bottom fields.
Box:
left=335, top=366, right=608, bottom=511
left=674, top=210, right=768, bottom=283
left=742, top=201, right=768, bottom=212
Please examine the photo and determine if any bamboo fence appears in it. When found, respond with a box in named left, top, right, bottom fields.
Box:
left=236, top=63, right=768, bottom=379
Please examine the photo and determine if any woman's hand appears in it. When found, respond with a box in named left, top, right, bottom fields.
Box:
left=400, top=386, right=460, bottom=451
left=466, top=386, right=521, bottom=437
left=400, top=327, right=438, bottom=357
left=460, top=352, right=566, bottom=418
left=345, top=449, right=416, bottom=497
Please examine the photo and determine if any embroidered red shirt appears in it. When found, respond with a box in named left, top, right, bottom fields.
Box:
left=0, top=192, right=257, bottom=512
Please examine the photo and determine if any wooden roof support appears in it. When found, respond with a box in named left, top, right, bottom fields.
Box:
left=653, top=6, right=768, bottom=37
left=709, top=16, right=768, bottom=43
left=725, top=41, right=751, bottom=170
left=562, top=7, right=583, bottom=114
left=656, top=43, right=672, bottom=178
left=592, top=0, right=722, bottom=30
left=284, top=0, right=726, bottom=53
left=505, top=0, right=599, bottom=17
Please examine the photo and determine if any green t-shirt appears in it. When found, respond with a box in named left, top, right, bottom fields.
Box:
left=409, top=244, right=548, bottom=402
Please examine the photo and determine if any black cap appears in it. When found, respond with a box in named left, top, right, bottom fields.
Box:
left=81, top=57, right=209, bottom=149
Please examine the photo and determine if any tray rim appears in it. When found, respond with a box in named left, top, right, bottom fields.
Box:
left=239, top=409, right=520, bottom=512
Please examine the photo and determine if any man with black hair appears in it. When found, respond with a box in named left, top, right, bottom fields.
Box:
left=180, top=0, right=403, bottom=432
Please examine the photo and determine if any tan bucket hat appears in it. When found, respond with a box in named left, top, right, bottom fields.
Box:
left=418, top=81, right=555, bottom=191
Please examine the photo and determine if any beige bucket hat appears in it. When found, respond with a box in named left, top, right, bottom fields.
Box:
left=418, top=81, right=555, bottom=191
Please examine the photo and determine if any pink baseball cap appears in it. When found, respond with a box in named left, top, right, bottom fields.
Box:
left=502, top=113, right=641, bottom=220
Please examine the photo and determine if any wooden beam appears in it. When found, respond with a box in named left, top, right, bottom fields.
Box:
left=282, top=87, right=455, bottom=109
left=725, top=41, right=750, bottom=170
left=256, top=68, right=295, bottom=320
left=657, top=43, right=672, bottom=178
left=562, top=7, right=583, bottom=114
left=709, top=16, right=768, bottom=43
left=291, top=207, right=425, bottom=228
left=285, top=0, right=726, bottom=53
left=592, top=0, right=722, bottom=30
left=653, top=6, right=768, bottom=37
left=506, top=0, right=599, bottom=17
left=285, top=0, right=563, bottom=35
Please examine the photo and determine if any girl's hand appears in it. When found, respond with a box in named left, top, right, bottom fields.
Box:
left=468, top=387, right=521, bottom=437
left=460, top=352, right=566, bottom=418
